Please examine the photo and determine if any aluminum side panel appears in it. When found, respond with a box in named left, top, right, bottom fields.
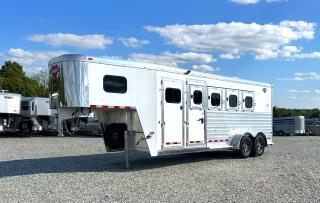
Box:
left=206, top=111, right=272, bottom=139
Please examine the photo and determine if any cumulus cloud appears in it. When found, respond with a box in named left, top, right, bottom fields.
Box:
left=231, top=0, right=286, bottom=4
left=286, top=89, right=310, bottom=93
left=145, top=21, right=316, bottom=60
left=27, top=33, right=113, bottom=49
left=119, top=37, right=149, bottom=48
left=192, top=64, right=219, bottom=73
left=278, top=72, right=320, bottom=81
left=129, top=51, right=215, bottom=67
left=0, top=48, right=68, bottom=74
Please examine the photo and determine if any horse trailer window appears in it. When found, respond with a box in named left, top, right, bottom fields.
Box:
left=245, top=96, right=253, bottom=108
left=193, top=90, right=202, bottom=105
left=103, top=75, right=127, bottom=93
left=165, top=88, right=181, bottom=103
left=211, top=93, right=221, bottom=106
left=229, top=95, right=238, bottom=107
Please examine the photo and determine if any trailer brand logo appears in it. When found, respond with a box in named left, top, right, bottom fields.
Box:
left=50, top=64, right=60, bottom=80
left=4, top=96, right=13, bottom=99
left=263, top=88, right=267, bottom=93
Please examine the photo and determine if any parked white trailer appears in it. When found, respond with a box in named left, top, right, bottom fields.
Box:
left=305, top=118, right=320, bottom=136
left=16, top=97, right=56, bottom=132
left=49, top=54, right=273, bottom=167
left=273, top=116, right=305, bottom=136
left=0, top=90, right=21, bottom=132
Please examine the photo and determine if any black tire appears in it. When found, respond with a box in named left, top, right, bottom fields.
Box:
left=103, top=123, right=127, bottom=151
left=253, top=136, right=266, bottom=157
left=18, top=121, right=31, bottom=132
left=239, top=136, right=253, bottom=158
left=278, top=131, right=285, bottom=136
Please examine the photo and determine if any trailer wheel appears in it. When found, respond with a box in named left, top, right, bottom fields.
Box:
left=253, top=136, right=266, bottom=157
left=278, top=130, right=285, bottom=136
left=239, top=136, right=253, bottom=158
left=19, top=121, right=31, bottom=132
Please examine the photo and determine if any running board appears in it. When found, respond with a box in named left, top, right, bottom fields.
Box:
left=158, top=146, right=210, bottom=156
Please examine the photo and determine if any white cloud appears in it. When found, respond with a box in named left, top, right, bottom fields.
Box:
left=129, top=51, right=215, bottom=67
left=315, top=90, right=320, bottom=94
left=278, top=72, right=320, bottom=81
left=145, top=21, right=316, bottom=60
left=286, top=89, right=310, bottom=93
left=231, top=0, right=287, bottom=4
left=192, top=64, right=219, bottom=73
left=27, top=33, right=113, bottom=49
left=119, top=37, right=149, bottom=48
left=219, top=53, right=240, bottom=60
left=1, top=48, right=68, bottom=74
left=231, top=0, right=260, bottom=4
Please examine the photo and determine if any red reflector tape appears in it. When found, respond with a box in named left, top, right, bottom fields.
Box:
left=90, top=105, right=96, bottom=109
left=166, top=142, right=181, bottom=145
left=102, top=105, right=108, bottom=108
left=125, top=106, right=131, bottom=109
left=114, top=106, right=120, bottom=109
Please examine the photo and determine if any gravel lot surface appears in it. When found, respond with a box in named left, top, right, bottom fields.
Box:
left=0, top=136, right=320, bottom=203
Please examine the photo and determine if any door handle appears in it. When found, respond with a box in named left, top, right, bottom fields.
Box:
left=197, top=118, right=204, bottom=124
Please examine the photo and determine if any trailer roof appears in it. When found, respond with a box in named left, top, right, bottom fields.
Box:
left=0, top=92, right=21, bottom=97
left=49, top=54, right=272, bottom=87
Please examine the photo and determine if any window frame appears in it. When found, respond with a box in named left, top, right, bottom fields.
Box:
left=208, top=87, right=223, bottom=111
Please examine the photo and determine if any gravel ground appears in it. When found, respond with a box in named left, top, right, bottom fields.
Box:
left=0, top=136, right=320, bottom=203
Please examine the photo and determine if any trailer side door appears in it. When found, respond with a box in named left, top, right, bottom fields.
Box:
left=187, top=83, right=205, bottom=146
left=162, top=79, right=184, bottom=147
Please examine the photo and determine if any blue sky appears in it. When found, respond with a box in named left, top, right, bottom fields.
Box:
left=0, top=0, right=319, bottom=108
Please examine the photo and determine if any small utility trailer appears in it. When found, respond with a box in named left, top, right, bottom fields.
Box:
left=273, top=116, right=305, bottom=136
left=0, top=90, right=21, bottom=133
left=305, top=118, right=320, bottom=136
left=16, top=97, right=56, bottom=132
left=49, top=54, right=273, bottom=168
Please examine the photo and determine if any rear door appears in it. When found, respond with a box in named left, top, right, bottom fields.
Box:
left=162, top=79, right=184, bottom=147
left=187, top=84, right=205, bottom=145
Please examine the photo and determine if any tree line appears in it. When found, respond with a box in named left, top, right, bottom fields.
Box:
left=273, top=107, right=320, bottom=119
left=0, top=61, right=49, bottom=97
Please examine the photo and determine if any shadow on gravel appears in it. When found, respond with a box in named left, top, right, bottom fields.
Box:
left=0, top=151, right=239, bottom=178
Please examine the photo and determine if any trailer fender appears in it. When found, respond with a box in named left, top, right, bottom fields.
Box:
left=231, top=133, right=253, bottom=150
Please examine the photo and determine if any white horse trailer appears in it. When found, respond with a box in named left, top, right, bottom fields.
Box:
left=273, top=116, right=305, bottom=136
left=16, top=97, right=56, bottom=132
left=0, top=90, right=21, bottom=133
left=305, top=118, right=320, bottom=136
left=49, top=54, right=273, bottom=167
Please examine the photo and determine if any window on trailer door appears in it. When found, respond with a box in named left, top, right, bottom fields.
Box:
left=193, top=90, right=202, bottom=105
left=229, top=95, right=238, bottom=107
left=103, top=75, right=127, bottom=93
left=211, top=93, right=221, bottom=106
left=165, top=88, right=181, bottom=103
left=245, top=96, right=253, bottom=108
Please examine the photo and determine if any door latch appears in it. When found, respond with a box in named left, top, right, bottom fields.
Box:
left=197, top=118, right=204, bottom=124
